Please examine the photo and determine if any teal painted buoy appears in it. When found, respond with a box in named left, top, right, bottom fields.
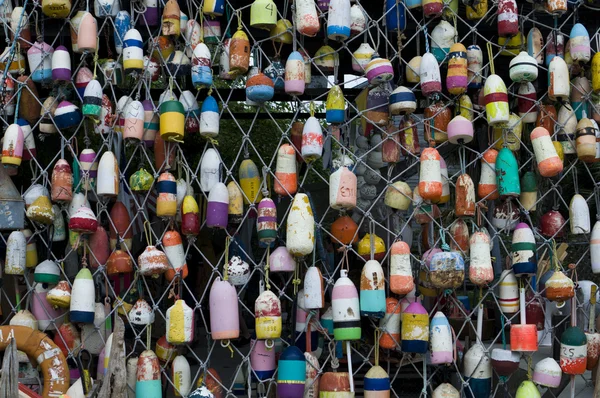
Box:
left=495, top=147, right=520, bottom=198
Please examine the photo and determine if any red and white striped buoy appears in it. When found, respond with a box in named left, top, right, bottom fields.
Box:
left=531, top=127, right=563, bottom=177
left=478, top=149, right=499, bottom=200
left=469, top=231, right=493, bottom=286
left=418, top=148, right=442, bottom=202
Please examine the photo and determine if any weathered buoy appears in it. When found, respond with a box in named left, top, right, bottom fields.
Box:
left=420, top=52, right=442, bottom=96
left=304, top=266, right=324, bottom=309
left=295, top=0, right=320, bottom=37
left=548, top=56, right=570, bottom=102
left=430, top=21, right=455, bottom=62
left=286, top=193, right=315, bottom=257
left=497, top=0, right=518, bottom=37
left=499, top=269, right=518, bottom=313
left=560, top=326, right=588, bottom=375
left=379, top=298, right=400, bottom=349
left=576, top=118, right=598, bottom=163
left=359, top=260, right=385, bottom=318
left=478, top=149, right=499, bottom=200
left=418, top=148, right=442, bottom=202
left=163, top=230, right=188, bottom=281
left=533, top=357, right=562, bottom=388
left=277, top=346, right=306, bottom=398
left=495, top=147, right=520, bottom=199
left=509, top=51, right=538, bottom=83
left=54, top=101, right=82, bottom=130
left=464, top=343, right=491, bottom=398
left=255, top=290, right=282, bottom=341
left=332, top=269, right=361, bottom=341
left=545, top=271, right=574, bottom=304
left=274, top=144, right=297, bottom=196
left=430, top=311, right=453, bottom=364
left=491, top=348, right=520, bottom=376
left=70, top=267, right=95, bottom=323
left=511, top=223, right=536, bottom=276
left=484, top=74, right=509, bottom=126
left=469, top=231, right=493, bottom=286
left=136, top=350, right=161, bottom=396
left=96, top=151, right=119, bottom=197
left=520, top=172, right=538, bottom=212
left=206, top=183, right=229, bottom=229
left=270, top=246, right=296, bottom=272
left=570, top=194, right=590, bottom=234
left=200, top=148, right=221, bottom=193
left=401, top=301, right=429, bottom=353
left=365, top=53, right=394, bottom=85
left=250, top=336, right=276, bottom=381
left=326, top=0, right=351, bottom=41
left=363, top=366, right=390, bottom=398
left=517, top=82, right=538, bottom=124
left=166, top=299, right=194, bottom=345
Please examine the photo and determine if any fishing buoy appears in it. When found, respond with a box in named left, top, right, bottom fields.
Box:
left=389, top=86, right=416, bottom=116
left=469, top=231, right=493, bottom=286
left=466, top=45, right=483, bottom=89
left=326, top=85, right=345, bottom=124
left=136, top=350, right=161, bottom=397
left=499, top=269, right=518, bottom=313
left=54, top=101, right=82, bottom=130
left=27, top=42, right=53, bottom=84
left=327, top=0, right=351, bottom=41
left=270, top=246, right=296, bottom=272
left=519, top=172, right=537, bottom=212
left=359, top=260, right=385, bottom=318
left=250, top=336, right=276, bottom=381
left=331, top=215, right=359, bottom=246
left=497, top=0, right=518, bottom=37
left=365, top=53, right=394, bottom=85
left=257, top=198, right=277, bottom=243
left=229, top=28, right=250, bottom=76
left=430, top=21, right=455, bottom=62
left=478, top=149, right=499, bottom=200
left=432, top=384, right=459, bottom=398
left=320, top=372, right=352, bottom=397
left=447, top=43, right=468, bottom=95
left=246, top=71, right=275, bottom=103
left=576, top=118, right=598, bottom=163
left=517, top=82, right=537, bottom=123
left=548, top=57, right=569, bottom=102
left=206, top=183, right=229, bottom=229
left=491, top=349, right=520, bottom=376
left=570, top=194, right=590, bottom=234
left=329, top=166, right=356, bottom=210
left=69, top=206, right=98, bottom=234
left=172, top=355, right=192, bottom=397
left=418, top=148, right=442, bottom=202
left=511, top=223, right=536, bottom=276
left=401, top=301, right=428, bottom=353
left=495, top=148, right=520, bottom=198
left=560, top=326, right=588, bottom=375
left=380, top=298, right=400, bottom=349
left=353, top=42, right=375, bottom=73
left=424, top=102, right=451, bottom=145
left=389, top=241, right=414, bottom=295
left=572, top=77, right=591, bottom=120
left=249, top=0, right=277, bottom=30
left=301, top=116, right=323, bottom=162
left=364, top=366, right=390, bottom=398
left=200, top=148, right=221, bottom=193
left=304, top=266, right=324, bottom=309
left=238, top=158, right=262, bottom=203
left=163, top=230, right=188, bottom=281
left=455, top=173, right=475, bottom=217
left=533, top=358, right=562, bottom=388
left=209, top=277, right=239, bottom=341
left=70, top=267, right=95, bottom=323
left=51, top=45, right=71, bottom=81
left=226, top=182, right=243, bottom=225
left=484, top=74, right=509, bottom=125
left=384, top=181, right=412, bottom=211
left=166, top=299, right=194, bottom=345
left=137, top=242, right=169, bottom=276
left=96, top=151, right=119, bottom=197
left=277, top=346, right=306, bottom=398
left=156, top=172, right=178, bottom=217
left=159, top=98, right=185, bottom=143
left=82, top=80, right=103, bottom=121
left=255, top=290, right=282, bottom=341
left=5, top=231, right=26, bottom=275
left=284, top=51, right=305, bottom=96
left=1, top=123, right=23, bottom=167
left=420, top=52, right=441, bottom=96
left=430, top=311, right=453, bottom=364
left=332, top=269, right=361, bottom=341
left=509, top=51, right=538, bottom=83
left=22, top=229, right=37, bottom=269
left=510, top=287, right=538, bottom=352
left=286, top=193, right=315, bottom=257
left=295, top=0, right=319, bottom=37
left=109, top=201, right=132, bottom=250
left=464, top=343, right=492, bottom=398
left=274, top=144, right=297, bottom=196
left=546, top=271, right=574, bottom=304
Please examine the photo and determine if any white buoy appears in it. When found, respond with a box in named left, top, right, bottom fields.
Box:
left=96, top=151, right=119, bottom=197
left=200, top=148, right=221, bottom=192
left=329, top=166, right=357, bottom=210
left=70, top=268, right=96, bottom=323
left=5, top=230, right=26, bottom=275
left=304, top=266, right=324, bottom=309
left=286, top=193, right=315, bottom=257
left=469, top=231, right=493, bottom=286
left=591, top=221, right=600, bottom=274
left=172, top=355, right=192, bottom=396
left=430, top=312, right=453, bottom=365
left=301, top=116, right=323, bottom=161
left=570, top=194, right=590, bottom=234
left=548, top=56, right=570, bottom=102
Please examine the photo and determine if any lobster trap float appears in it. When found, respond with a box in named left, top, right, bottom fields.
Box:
left=2, top=0, right=600, bottom=397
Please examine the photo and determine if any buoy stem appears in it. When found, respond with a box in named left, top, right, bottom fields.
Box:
left=346, top=341, right=354, bottom=392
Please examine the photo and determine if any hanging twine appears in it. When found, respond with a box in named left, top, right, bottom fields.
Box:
left=292, top=256, right=302, bottom=295
left=374, top=329, right=380, bottom=366
left=486, top=41, right=495, bottom=75
left=265, top=245, right=271, bottom=291
left=224, top=236, right=231, bottom=281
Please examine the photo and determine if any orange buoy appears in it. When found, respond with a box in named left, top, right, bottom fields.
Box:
left=418, top=148, right=442, bottom=202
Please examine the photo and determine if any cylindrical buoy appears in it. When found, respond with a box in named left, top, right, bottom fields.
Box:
left=319, top=372, right=352, bottom=398
left=495, top=147, right=520, bottom=198
left=497, top=0, right=518, bottom=37
left=200, top=148, right=221, bottom=193
left=420, top=52, right=442, bottom=96
left=518, top=82, right=538, bottom=123
left=250, top=336, right=276, bottom=381
left=455, top=173, right=475, bottom=217
left=97, top=151, right=119, bottom=197
left=359, top=260, right=385, bottom=318
left=469, top=231, right=493, bottom=286
left=166, top=299, right=194, bottom=345
left=447, top=43, right=468, bottom=95
left=274, top=144, right=297, bottom=196
left=478, top=149, right=499, bottom=200
left=510, top=287, right=538, bottom=352
left=270, top=246, right=296, bottom=272
left=329, top=166, right=356, bottom=210
left=418, top=148, right=442, bottom=202
left=206, top=183, right=229, bottom=229
left=163, top=230, right=188, bottom=281
left=379, top=298, right=400, bottom=349
left=255, top=290, right=282, bottom=340
left=327, top=0, right=351, bottom=41
left=576, top=118, right=598, bottom=163
left=484, top=74, right=509, bottom=125
left=491, top=348, right=520, bottom=377
left=172, top=355, right=192, bottom=397
left=295, top=0, right=320, bottom=37
left=364, top=366, right=390, bottom=398
left=464, top=343, right=492, bottom=398
left=286, top=193, right=315, bottom=257
left=511, top=223, right=536, bottom=276
left=390, top=241, right=414, bottom=295
left=332, top=269, right=361, bottom=341
left=209, top=277, right=239, bottom=341
left=570, top=194, right=590, bottom=235
left=70, top=267, right=95, bottom=323
left=548, top=56, right=570, bottom=102
left=303, top=266, right=324, bottom=310
left=136, top=350, right=161, bottom=397
left=560, top=326, right=588, bottom=375
left=238, top=158, right=262, bottom=204
left=430, top=311, right=453, bottom=365
left=257, top=198, right=277, bottom=244
left=401, top=301, right=429, bottom=353
left=499, top=269, right=518, bottom=313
